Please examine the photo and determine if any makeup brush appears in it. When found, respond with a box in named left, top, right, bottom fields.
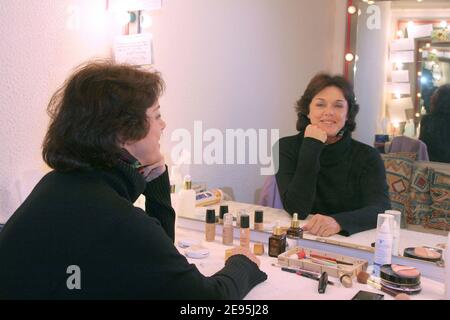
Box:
left=356, top=271, right=403, bottom=298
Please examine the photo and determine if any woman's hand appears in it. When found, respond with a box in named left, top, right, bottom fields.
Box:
left=138, top=155, right=166, bottom=182
left=303, top=214, right=341, bottom=237
left=228, top=246, right=261, bottom=267
left=304, top=124, right=327, bottom=143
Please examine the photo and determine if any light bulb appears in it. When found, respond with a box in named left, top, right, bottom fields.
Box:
left=432, top=49, right=438, bottom=54
left=415, top=113, right=420, bottom=118
left=419, top=48, right=423, bottom=53
left=140, top=13, right=153, bottom=28
left=348, top=6, right=357, bottom=15
left=417, top=93, right=422, bottom=98
left=345, top=53, right=354, bottom=62
left=426, top=43, right=431, bottom=48
left=368, top=0, right=374, bottom=4
left=418, top=71, right=422, bottom=76
left=392, top=121, right=400, bottom=129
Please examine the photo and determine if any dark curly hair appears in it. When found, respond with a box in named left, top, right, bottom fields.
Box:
left=42, top=60, right=165, bottom=171
left=430, top=84, right=450, bottom=115
left=295, top=73, right=359, bottom=133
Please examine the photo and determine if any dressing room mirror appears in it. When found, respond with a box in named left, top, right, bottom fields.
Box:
left=171, top=0, right=449, bottom=265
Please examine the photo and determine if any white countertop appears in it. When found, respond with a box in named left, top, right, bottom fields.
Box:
left=175, top=227, right=445, bottom=300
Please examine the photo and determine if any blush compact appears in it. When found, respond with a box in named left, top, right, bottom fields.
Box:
left=403, top=246, right=442, bottom=262
left=380, top=264, right=422, bottom=295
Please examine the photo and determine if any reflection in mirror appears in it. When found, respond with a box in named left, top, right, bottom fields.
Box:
left=171, top=0, right=449, bottom=267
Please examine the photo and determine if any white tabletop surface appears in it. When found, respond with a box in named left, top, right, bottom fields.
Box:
left=175, top=227, right=446, bottom=300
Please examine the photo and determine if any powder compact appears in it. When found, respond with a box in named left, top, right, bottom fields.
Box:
left=185, top=245, right=210, bottom=259
left=403, top=246, right=442, bottom=262
left=380, top=264, right=422, bottom=295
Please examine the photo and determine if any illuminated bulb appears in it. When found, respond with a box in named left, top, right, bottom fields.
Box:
left=394, top=92, right=401, bottom=99
left=417, top=93, right=422, bottom=98
left=415, top=113, right=420, bottom=118
left=392, top=121, right=400, bottom=129
left=345, top=53, right=354, bottom=62
left=368, top=0, right=374, bottom=4
left=115, top=11, right=131, bottom=25
left=419, top=48, right=423, bottom=53
left=348, top=6, right=357, bottom=15
left=397, top=30, right=404, bottom=38
left=421, top=76, right=428, bottom=84
left=432, top=49, right=438, bottom=54
left=426, top=43, right=431, bottom=48
left=140, top=13, right=153, bottom=28
left=440, top=21, right=448, bottom=28
left=395, top=62, right=403, bottom=70
left=418, top=71, right=422, bottom=76
left=407, top=21, right=415, bottom=29
left=417, top=0, right=423, bottom=2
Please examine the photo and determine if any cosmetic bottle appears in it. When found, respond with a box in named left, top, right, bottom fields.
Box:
left=268, top=225, right=287, bottom=257
left=286, top=213, right=303, bottom=250
left=205, top=209, right=216, bottom=242
left=385, top=210, right=401, bottom=255
left=177, top=175, right=196, bottom=217
left=239, top=214, right=250, bottom=248
left=222, top=212, right=234, bottom=246
left=445, top=232, right=450, bottom=300
left=219, top=205, right=228, bottom=224
left=254, top=210, right=264, bottom=231
left=373, top=214, right=394, bottom=277
left=236, top=209, right=245, bottom=228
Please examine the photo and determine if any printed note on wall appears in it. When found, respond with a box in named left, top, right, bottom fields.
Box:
left=390, top=38, right=414, bottom=51
left=114, top=34, right=153, bottom=66
left=407, top=24, right=433, bottom=39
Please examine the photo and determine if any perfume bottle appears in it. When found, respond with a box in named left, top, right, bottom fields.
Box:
left=286, top=213, right=303, bottom=250
left=268, top=225, right=286, bottom=257
left=177, top=175, right=196, bottom=217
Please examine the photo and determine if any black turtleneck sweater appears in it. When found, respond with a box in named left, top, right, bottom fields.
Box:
left=275, top=132, right=391, bottom=235
left=0, top=163, right=267, bottom=299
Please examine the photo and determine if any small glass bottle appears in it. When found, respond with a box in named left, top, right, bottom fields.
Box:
left=205, top=209, right=216, bottom=242
left=219, top=205, right=228, bottom=224
left=254, top=210, right=264, bottom=231
left=222, top=212, right=234, bottom=246
left=239, top=214, right=250, bottom=248
left=286, top=213, right=303, bottom=250
left=268, top=226, right=287, bottom=257
left=177, top=175, right=196, bottom=217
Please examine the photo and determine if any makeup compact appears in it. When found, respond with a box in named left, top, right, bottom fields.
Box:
left=185, top=245, right=210, bottom=259
left=178, top=239, right=201, bottom=248
left=379, top=264, right=422, bottom=295
left=403, top=246, right=442, bottom=262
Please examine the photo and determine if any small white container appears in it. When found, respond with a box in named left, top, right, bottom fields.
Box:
left=373, top=214, right=394, bottom=277
left=385, top=210, right=401, bottom=256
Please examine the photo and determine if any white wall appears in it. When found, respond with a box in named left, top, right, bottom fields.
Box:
left=0, top=0, right=344, bottom=222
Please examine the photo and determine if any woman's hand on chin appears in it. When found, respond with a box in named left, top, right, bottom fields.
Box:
left=139, top=155, right=166, bottom=182
left=304, top=124, right=327, bottom=143
left=302, top=213, right=341, bottom=237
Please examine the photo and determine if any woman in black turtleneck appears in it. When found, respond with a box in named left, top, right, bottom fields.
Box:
left=0, top=61, right=267, bottom=299
left=276, top=74, right=391, bottom=237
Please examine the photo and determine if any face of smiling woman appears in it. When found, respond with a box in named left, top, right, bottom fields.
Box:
left=123, top=100, right=166, bottom=166
left=307, top=86, right=349, bottom=138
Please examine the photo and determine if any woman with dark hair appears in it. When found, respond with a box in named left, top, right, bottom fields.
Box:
left=0, top=60, right=267, bottom=299
left=275, top=73, right=391, bottom=236
left=419, top=84, right=450, bottom=163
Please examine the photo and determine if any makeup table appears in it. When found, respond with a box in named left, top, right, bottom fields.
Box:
left=175, top=226, right=445, bottom=300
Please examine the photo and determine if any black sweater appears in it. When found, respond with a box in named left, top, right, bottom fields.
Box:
left=419, top=114, right=450, bottom=163
left=275, top=132, right=391, bottom=235
left=0, top=162, right=267, bottom=299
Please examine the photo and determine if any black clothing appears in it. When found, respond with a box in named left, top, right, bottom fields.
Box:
left=0, top=162, right=267, bottom=299
left=419, top=114, right=450, bottom=163
left=275, top=132, right=391, bottom=235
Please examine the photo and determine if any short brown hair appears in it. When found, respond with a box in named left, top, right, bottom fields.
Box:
left=42, top=60, right=165, bottom=171
left=295, top=73, right=359, bottom=132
